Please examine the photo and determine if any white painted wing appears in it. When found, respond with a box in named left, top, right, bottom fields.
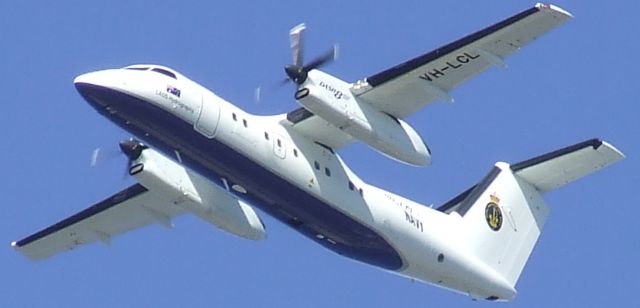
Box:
left=12, top=184, right=184, bottom=260
left=511, top=139, right=625, bottom=192
left=351, top=3, right=573, bottom=118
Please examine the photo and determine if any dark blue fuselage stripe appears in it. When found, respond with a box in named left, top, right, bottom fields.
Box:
left=76, top=83, right=403, bottom=270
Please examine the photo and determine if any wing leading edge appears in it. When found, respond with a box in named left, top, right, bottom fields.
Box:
left=12, top=184, right=184, bottom=260
left=351, top=3, right=573, bottom=118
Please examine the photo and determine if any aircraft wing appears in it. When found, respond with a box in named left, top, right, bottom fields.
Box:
left=12, top=184, right=184, bottom=260
left=350, top=3, right=573, bottom=118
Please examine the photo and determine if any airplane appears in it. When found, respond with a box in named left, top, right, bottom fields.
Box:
left=12, top=3, right=624, bottom=301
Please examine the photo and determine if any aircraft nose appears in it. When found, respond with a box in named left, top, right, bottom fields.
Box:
left=74, top=72, right=102, bottom=106
left=74, top=70, right=125, bottom=109
left=74, top=71, right=113, bottom=93
left=73, top=72, right=95, bottom=85
left=74, top=71, right=102, bottom=94
left=74, top=69, right=124, bottom=92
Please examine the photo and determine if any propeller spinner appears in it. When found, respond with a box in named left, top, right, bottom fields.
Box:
left=119, top=139, right=148, bottom=161
left=119, top=139, right=148, bottom=176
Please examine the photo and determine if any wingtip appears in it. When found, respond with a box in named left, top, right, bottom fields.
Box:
left=536, top=3, right=574, bottom=18
left=600, top=140, right=626, bottom=160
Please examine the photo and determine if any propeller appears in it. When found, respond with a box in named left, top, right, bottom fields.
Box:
left=89, top=138, right=147, bottom=179
left=283, top=23, right=338, bottom=85
left=90, top=146, right=124, bottom=167
left=119, top=139, right=148, bottom=177
left=118, top=139, right=147, bottom=162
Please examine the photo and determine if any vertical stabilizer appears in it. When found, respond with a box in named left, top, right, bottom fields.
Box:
left=438, top=139, right=623, bottom=293
left=459, top=162, right=549, bottom=287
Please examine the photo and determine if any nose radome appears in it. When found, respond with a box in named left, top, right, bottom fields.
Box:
left=74, top=72, right=95, bottom=98
left=74, top=72, right=101, bottom=100
left=74, top=69, right=127, bottom=110
left=73, top=69, right=125, bottom=89
left=73, top=72, right=93, bottom=85
left=74, top=70, right=110, bottom=87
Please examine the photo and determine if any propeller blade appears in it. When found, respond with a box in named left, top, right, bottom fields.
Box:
left=281, top=25, right=338, bottom=87
left=90, top=147, right=122, bottom=167
left=90, top=148, right=100, bottom=167
left=304, top=44, right=338, bottom=71
left=254, top=85, right=262, bottom=103
left=289, top=23, right=306, bottom=67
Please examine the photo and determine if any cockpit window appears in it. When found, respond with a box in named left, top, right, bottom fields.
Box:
left=151, top=68, right=177, bottom=79
left=125, top=67, right=149, bottom=71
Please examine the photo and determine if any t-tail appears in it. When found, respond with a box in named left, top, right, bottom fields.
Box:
left=437, top=139, right=624, bottom=300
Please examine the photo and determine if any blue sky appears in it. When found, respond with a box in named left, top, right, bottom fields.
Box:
left=3, top=1, right=637, bottom=307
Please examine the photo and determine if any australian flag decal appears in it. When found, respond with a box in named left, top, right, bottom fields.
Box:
left=166, top=85, right=181, bottom=98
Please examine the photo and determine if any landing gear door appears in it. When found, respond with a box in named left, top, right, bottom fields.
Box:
left=195, top=93, right=222, bottom=138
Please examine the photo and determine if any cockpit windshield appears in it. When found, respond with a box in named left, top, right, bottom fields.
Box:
left=150, top=68, right=177, bottom=79
left=124, top=65, right=150, bottom=71
left=122, top=65, right=179, bottom=80
left=124, top=67, right=148, bottom=71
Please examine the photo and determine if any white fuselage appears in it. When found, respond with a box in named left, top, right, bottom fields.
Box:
left=74, top=65, right=515, bottom=300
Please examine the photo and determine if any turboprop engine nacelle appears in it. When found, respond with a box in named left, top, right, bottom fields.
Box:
left=128, top=145, right=266, bottom=241
left=295, top=72, right=431, bottom=166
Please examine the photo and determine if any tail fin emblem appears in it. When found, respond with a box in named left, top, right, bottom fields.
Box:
left=485, top=194, right=503, bottom=231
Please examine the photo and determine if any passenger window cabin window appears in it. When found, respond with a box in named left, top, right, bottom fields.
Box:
left=243, top=119, right=248, bottom=128
left=348, top=181, right=355, bottom=191
left=359, top=188, right=364, bottom=197
left=264, top=132, right=269, bottom=140
left=151, top=68, right=177, bottom=79
left=324, top=167, right=331, bottom=177
left=314, top=161, right=320, bottom=170
left=232, top=113, right=237, bottom=121
left=293, top=149, right=298, bottom=157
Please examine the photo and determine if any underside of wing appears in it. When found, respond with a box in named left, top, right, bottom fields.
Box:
left=436, top=139, right=624, bottom=214
left=511, top=139, right=624, bottom=192
left=12, top=184, right=184, bottom=260
left=351, top=3, right=572, bottom=118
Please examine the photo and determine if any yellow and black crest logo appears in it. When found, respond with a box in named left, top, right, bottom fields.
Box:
left=485, top=194, right=502, bottom=231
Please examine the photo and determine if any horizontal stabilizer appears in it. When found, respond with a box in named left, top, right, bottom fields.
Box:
left=434, top=138, right=623, bottom=294
left=511, top=139, right=624, bottom=192
left=437, top=138, right=624, bottom=215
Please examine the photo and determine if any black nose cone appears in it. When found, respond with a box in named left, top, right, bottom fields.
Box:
left=284, top=65, right=307, bottom=85
left=119, top=139, right=148, bottom=161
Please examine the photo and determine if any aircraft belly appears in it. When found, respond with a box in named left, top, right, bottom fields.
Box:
left=80, top=84, right=403, bottom=270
